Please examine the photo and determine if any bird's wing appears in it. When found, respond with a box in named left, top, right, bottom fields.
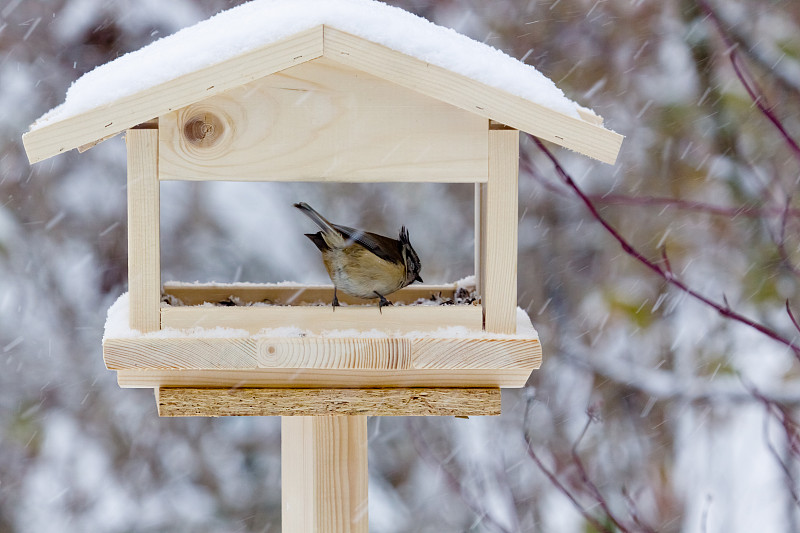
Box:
left=334, top=224, right=403, bottom=264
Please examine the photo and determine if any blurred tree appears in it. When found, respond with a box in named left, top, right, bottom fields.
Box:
left=3, top=0, right=800, bottom=531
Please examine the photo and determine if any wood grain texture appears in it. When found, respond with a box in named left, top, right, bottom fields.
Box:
left=475, top=182, right=487, bottom=300
left=484, top=129, right=519, bottom=334
left=282, top=415, right=368, bottom=533
left=22, top=27, right=323, bottom=164
left=102, top=335, right=540, bottom=371
left=24, top=25, right=621, bottom=166
left=156, top=387, right=501, bottom=417
left=160, top=304, right=482, bottom=334
left=257, top=338, right=412, bottom=370
left=126, top=129, right=161, bottom=332
left=158, top=57, right=488, bottom=182
left=322, top=27, right=622, bottom=164
left=162, top=282, right=460, bottom=306
left=104, top=337, right=258, bottom=369
left=116, top=368, right=536, bottom=389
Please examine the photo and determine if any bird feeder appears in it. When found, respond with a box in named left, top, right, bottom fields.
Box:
left=22, top=1, right=622, bottom=530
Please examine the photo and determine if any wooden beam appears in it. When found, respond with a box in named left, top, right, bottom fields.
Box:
left=475, top=181, right=487, bottom=300
left=127, top=128, right=160, bottom=332
left=160, top=304, right=482, bottom=335
left=156, top=387, right=501, bottom=417
left=483, top=129, right=519, bottom=334
left=116, top=368, right=536, bottom=389
left=282, top=416, right=368, bottom=533
left=103, top=334, right=541, bottom=371
left=323, top=27, right=622, bottom=164
left=22, top=27, right=324, bottom=164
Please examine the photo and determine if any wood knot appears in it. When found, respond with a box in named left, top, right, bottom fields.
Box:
left=183, top=112, right=224, bottom=147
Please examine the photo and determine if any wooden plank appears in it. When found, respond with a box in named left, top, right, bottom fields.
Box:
left=156, top=387, right=501, bottom=417
left=282, top=416, right=368, bottom=533
left=412, top=337, right=538, bottom=369
left=116, top=368, right=536, bottom=389
left=475, top=182, right=487, bottom=300
left=160, top=304, right=482, bottom=334
left=162, top=282, right=460, bottom=306
left=127, top=129, right=161, bottom=332
left=22, top=27, right=324, bottom=164
left=102, top=335, right=541, bottom=370
left=103, top=337, right=259, bottom=369
left=158, top=57, right=488, bottom=182
left=483, top=129, right=519, bottom=334
left=323, top=27, right=622, bottom=165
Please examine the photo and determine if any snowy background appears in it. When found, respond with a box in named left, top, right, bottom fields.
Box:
left=3, top=0, right=800, bottom=531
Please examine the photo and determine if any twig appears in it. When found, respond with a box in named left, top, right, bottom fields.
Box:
left=521, top=148, right=800, bottom=221
left=695, top=0, right=800, bottom=161
left=531, top=135, right=800, bottom=360
left=787, top=301, right=800, bottom=334
left=408, top=419, right=514, bottom=533
left=569, top=416, right=643, bottom=533
left=522, top=399, right=616, bottom=533
left=747, top=383, right=800, bottom=505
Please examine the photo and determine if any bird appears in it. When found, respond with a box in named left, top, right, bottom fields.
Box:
left=294, top=202, right=423, bottom=310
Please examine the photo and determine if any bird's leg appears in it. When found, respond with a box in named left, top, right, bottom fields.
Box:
left=332, top=287, right=340, bottom=310
left=374, top=291, right=393, bottom=313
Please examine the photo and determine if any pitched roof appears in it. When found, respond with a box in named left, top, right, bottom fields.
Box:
left=22, top=0, right=622, bottom=165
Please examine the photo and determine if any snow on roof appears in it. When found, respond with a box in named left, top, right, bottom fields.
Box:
left=32, top=0, right=581, bottom=130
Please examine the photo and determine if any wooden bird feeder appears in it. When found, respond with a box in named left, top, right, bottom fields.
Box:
left=22, top=2, right=621, bottom=530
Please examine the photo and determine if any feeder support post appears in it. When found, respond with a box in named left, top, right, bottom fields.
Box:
left=282, top=415, right=369, bottom=532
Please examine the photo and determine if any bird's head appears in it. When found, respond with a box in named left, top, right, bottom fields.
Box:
left=399, top=226, right=423, bottom=286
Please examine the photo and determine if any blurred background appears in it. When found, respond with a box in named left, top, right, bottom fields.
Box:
left=3, top=0, right=800, bottom=531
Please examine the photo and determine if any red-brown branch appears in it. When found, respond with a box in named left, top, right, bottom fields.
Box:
left=531, top=136, right=800, bottom=360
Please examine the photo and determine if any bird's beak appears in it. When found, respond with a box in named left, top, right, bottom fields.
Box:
left=415, top=274, right=424, bottom=283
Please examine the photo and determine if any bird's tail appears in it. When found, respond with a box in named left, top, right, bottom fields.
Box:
left=294, top=202, right=338, bottom=235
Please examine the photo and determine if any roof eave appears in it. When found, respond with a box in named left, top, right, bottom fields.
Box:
left=23, top=24, right=622, bottom=165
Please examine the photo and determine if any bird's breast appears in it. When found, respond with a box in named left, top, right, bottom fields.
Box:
left=322, top=246, right=407, bottom=299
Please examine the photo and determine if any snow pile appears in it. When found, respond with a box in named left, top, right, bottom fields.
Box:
left=103, top=292, right=539, bottom=340
left=32, top=0, right=580, bottom=130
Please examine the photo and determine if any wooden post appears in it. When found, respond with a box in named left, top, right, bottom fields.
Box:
left=126, top=127, right=161, bottom=332
left=483, top=127, right=519, bottom=334
left=282, top=416, right=368, bottom=532
left=475, top=181, right=486, bottom=299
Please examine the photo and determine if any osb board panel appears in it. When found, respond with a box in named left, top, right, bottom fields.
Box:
left=158, top=56, right=488, bottom=182
left=156, top=387, right=501, bottom=417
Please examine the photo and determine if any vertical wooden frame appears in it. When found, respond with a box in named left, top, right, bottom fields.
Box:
left=474, top=182, right=486, bottom=299
left=126, top=128, right=161, bottom=332
left=482, top=128, right=519, bottom=334
left=282, top=416, right=369, bottom=532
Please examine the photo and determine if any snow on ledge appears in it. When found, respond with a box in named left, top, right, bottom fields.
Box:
left=103, top=292, right=539, bottom=341
left=33, top=0, right=580, bottom=130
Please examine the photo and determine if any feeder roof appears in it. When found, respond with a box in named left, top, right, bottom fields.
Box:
left=22, top=0, right=623, bottom=165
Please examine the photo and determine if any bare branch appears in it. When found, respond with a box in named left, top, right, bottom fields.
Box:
left=695, top=0, right=800, bottom=161
left=787, top=301, right=800, bottom=334
left=531, top=135, right=800, bottom=360
left=522, top=399, right=616, bottom=533
left=408, top=419, right=515, bottom=533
